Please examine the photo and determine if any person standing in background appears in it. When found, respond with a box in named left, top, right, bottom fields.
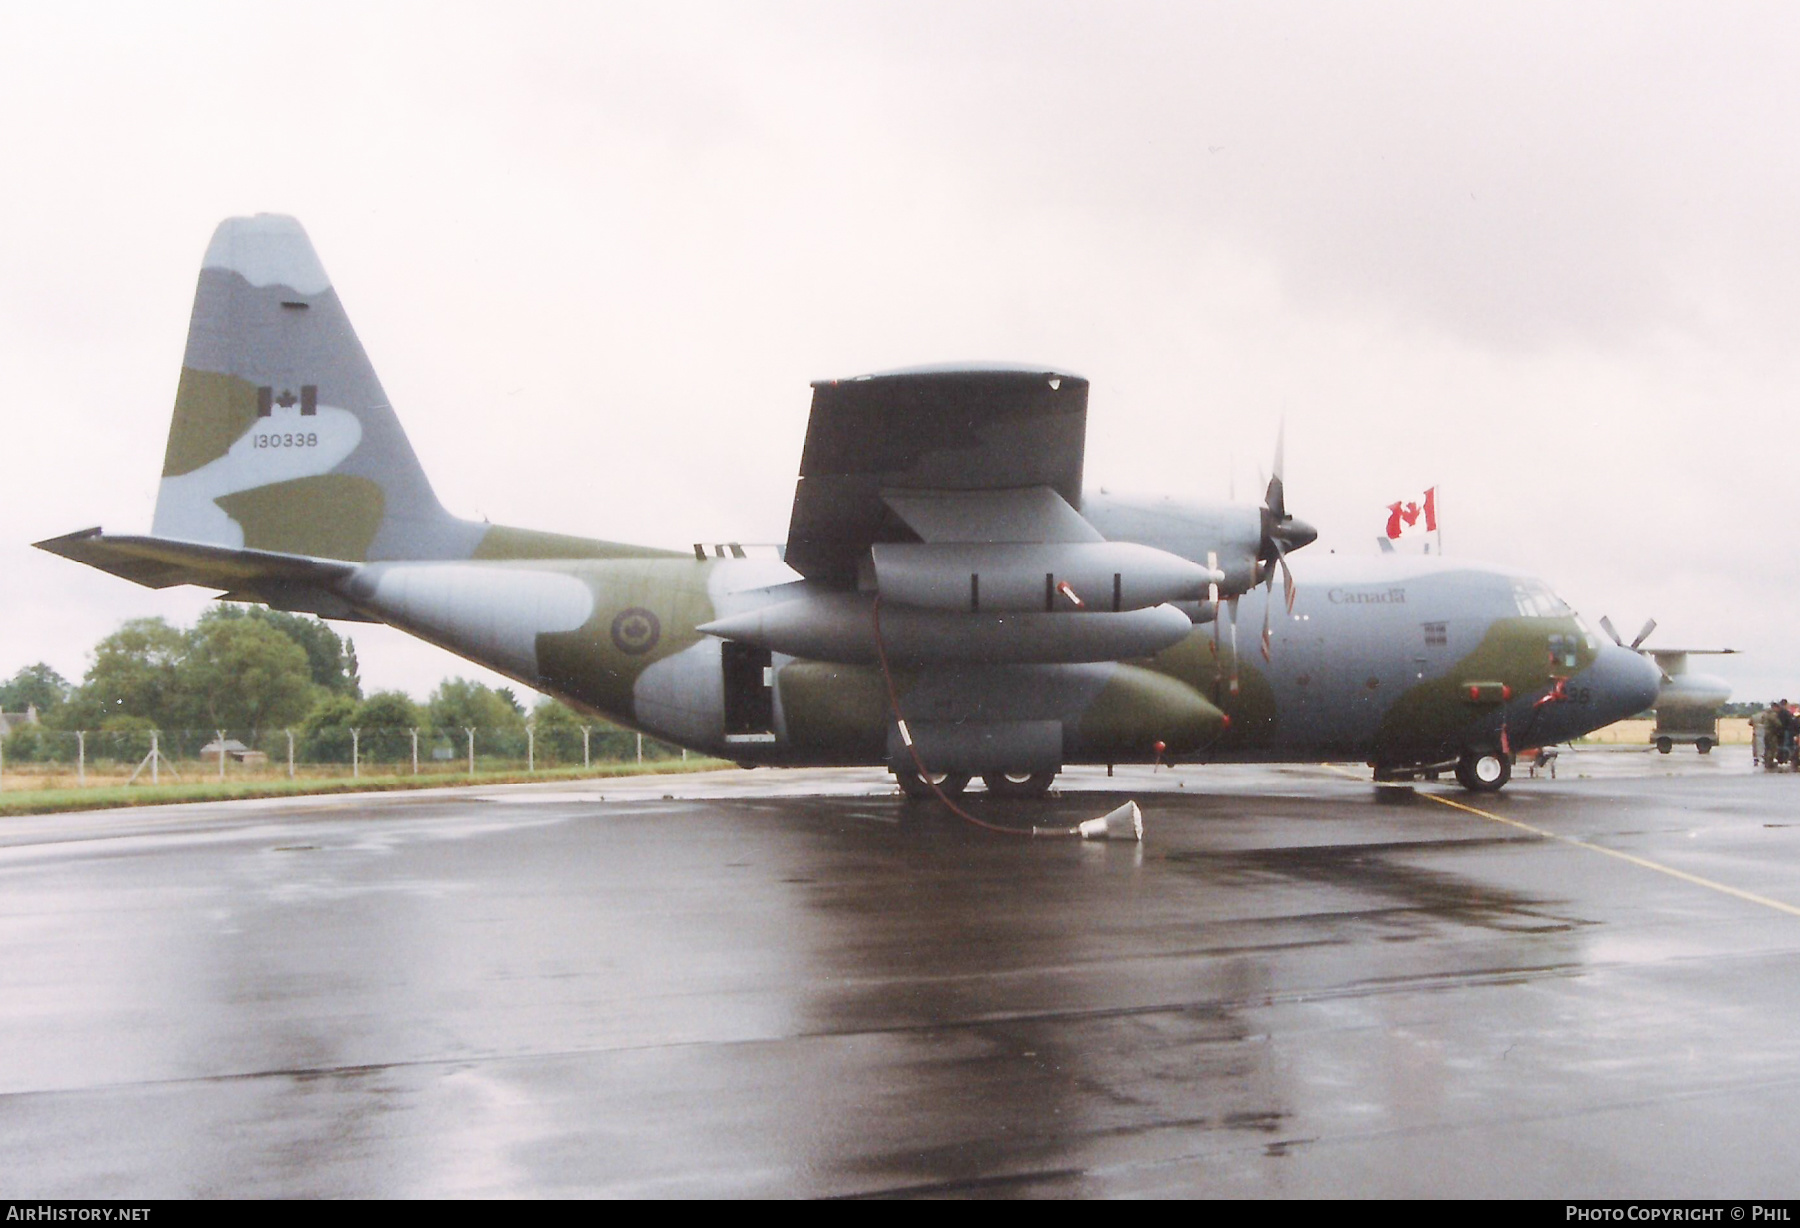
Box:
left=1752, top=703, right=1776, bottom=767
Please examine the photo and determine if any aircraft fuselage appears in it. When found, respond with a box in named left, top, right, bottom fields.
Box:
left=343, top=547, right=1660, bottom=775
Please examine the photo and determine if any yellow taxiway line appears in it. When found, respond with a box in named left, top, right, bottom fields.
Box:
left=1331, top=766, right=1800, bottom=920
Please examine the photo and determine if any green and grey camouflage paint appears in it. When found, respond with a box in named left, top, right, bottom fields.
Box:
left=39, top=215, right=1663, bottom=785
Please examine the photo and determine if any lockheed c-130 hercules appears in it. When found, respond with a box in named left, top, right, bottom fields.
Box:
left=37, top=215, right=1661, bottom=796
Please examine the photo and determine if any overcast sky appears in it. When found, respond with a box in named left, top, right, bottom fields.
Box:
left=3, top=1, right=1796, bottom=703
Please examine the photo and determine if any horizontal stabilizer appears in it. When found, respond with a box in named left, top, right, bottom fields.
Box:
left=34, top=527, right=355, bottom=597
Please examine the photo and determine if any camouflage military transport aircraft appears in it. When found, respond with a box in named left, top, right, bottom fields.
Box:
left=38, top=215, right=1661, bottom=795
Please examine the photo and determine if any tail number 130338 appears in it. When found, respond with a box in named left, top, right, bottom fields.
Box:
left=253, top=432, right=319, bottom=449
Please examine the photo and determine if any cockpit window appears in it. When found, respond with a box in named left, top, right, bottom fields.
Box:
left=1548, top=633, right=1580, bottom=669
left=1512, top=580, right=1572, bottom=619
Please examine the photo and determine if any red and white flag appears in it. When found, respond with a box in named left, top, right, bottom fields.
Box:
left=1384, top=487, right=1437, bottom=540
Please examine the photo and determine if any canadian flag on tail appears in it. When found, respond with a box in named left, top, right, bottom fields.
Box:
left=1385, top=487, right=1438, bottom=540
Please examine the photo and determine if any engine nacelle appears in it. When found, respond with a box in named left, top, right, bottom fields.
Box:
left=1078, top=493, right=1264, bottom=597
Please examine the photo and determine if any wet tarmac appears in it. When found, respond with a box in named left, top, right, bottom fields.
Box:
left=1, top=747, right=1798, bottom=1197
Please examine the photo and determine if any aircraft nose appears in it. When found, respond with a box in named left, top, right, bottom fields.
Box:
left=1597, top=644, right=1663, bottom=723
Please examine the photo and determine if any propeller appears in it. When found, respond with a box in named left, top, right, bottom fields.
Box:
left=1599, top=616, right=1658, bottom=651
left=1204, top=551, right=1246, bottom=697
left=1254, top=422, right=1314, bottom=659
left=1600, top=615, right=1670, bottom=682
left=1210, top=429, right=1316, bottom=692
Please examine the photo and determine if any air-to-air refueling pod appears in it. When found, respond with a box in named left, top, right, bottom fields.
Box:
left=1648, top=650, right=1736, bottom=753
left=868, top=541, right=1225, bottom=614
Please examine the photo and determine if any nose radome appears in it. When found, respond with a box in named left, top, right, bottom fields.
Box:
left=1604, top=645, right=1664, bottom=721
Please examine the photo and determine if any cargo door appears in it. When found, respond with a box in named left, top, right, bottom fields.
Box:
left=722, top=641, right=776, bottom=745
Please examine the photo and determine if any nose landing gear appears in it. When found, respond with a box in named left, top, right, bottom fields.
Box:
left=1454, top=749, right=1512, bottom=793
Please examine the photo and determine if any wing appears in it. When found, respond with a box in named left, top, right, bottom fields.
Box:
left=783, top=364, right=1091, bottom=583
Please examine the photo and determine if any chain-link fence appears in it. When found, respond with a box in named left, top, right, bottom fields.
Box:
left=0, top=725, right=689, bottom=793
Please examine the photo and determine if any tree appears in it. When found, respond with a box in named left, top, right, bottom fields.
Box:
left=56, top=618, right=188, bottom=732
left=528, top=703, right=648, bottom=763
left=0, top=663, right=70, bottom=714
left=428, top=678, right=527, bottom=757
left=1, top=723, right=52, bottom=764
left=46, top=612, right=352, bottom=746
left=200, top=606, right=361, bottom=697
left=97, top=715, right=158, bottom=763
left=351, top=691, right=423, bottom=764
left=299, top=694, right=357, bottom=764
left=179, top=617, right=315, bottom=740
left=532, top=699, right=587, bottom=764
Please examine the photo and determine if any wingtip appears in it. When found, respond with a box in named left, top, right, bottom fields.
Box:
left=32, top=525, right=104, bottom=551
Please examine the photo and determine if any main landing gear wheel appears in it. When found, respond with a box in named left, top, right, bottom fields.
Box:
left=1454, top=750, right=1511, bottom=793
left=1697, top=738, right=1713, bottom=755
left=893, top=768, right=971, bottom=800
left=981, top=771, right=1057, bottom=798
left=1657, top=737, right=1674, bottom=754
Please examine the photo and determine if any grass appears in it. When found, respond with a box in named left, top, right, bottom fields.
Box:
left=1573, top=717, right=1748, bottom=747
left=0, top=758, right=730, bottom=817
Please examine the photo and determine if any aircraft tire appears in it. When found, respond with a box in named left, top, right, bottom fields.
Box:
left=1657, top=737, right=1674, bottom=754
left=982, top=771, right=1057, bottom=798
left=893, top=768, right=971, bottom=800
left=1454, top=750, right=1511, bottom=793
left=1697, top=738, right=1713, bottom=755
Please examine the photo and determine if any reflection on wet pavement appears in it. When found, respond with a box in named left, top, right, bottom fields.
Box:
left=0, top=751, right=1797, bottom=1196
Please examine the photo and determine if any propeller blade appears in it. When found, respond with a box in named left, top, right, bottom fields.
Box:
left=1209, top=554, right=1223, bottom=697
left=1263, top=420, right=1287, bottom=522
left=1631, top=618, right=1657, bottom=650
left=1275, top=537, right=1296, bottom=614
left=1227, top=596, right=1240, bottom=695
left=1260, top=585, right=1272, bottom=663
left=1599, top=615, right=1623, bottom=647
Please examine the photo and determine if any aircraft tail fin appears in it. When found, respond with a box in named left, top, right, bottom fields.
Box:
left=150, top=215, right=479, bottom=562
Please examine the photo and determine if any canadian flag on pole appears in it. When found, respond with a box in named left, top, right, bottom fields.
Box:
left=1385, top=487, right=1438, bottom=540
